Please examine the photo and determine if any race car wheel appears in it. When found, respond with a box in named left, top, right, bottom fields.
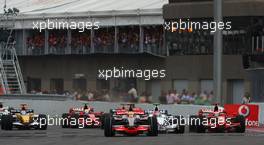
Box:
left=1, top=114, right=13, bottom=130
left=196, top=117, right=206, bottom=133
left=174, top=116, right=185, bottom=134
left=70, top=114, right=80, bottom=128
left=104, top=114, right=115, bottom=137
left=235, top=115, right=246, bottom=133
left=38, top=114, right=48, bottom=130
left=147, top=116, right=158, bottom=136
left=100, top=113, right=108, bottom=129
left=189, top=115, right=198, bottom=132
left=61, top=113, right=69, bottom=128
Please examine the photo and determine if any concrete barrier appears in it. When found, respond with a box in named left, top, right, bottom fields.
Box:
left=0, top=97, right=212, bottom=117
left=1, top=95, right=263, bottom=125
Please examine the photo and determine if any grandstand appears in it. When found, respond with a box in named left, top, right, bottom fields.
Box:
left=0, top=0, right=263, bottom=103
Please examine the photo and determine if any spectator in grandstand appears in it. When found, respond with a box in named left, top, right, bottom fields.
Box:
left=87, top=89, right=94, bottom=101
left=159, top=90, right=167, bottom=104
left=27, top=33, right=45, bottom=55
left=118, top=27, right=139, bottom=52
left=128, top=84, right=138, bottom=102
left=208, top=91, right=214, bottom=103
left=94, top=29, right=114, bottom=52
left=138, top=92, right=147, bottom=103
left=102, top=89, right=111, bottom=101
left=242, top=92, right=251, bottom=104
left=166, top=90, right=180, bottom=104
left=145, top=92, right=153, bottom=103
left=71, top=31, right=91, bottom=54
left=181, top=91, right=195, bottom=104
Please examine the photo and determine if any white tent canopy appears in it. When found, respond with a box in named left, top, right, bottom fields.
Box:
left=0, top=0, right=168, bottom=28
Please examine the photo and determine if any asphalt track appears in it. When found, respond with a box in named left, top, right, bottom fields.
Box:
left=0, top=126, right=264, bottom=145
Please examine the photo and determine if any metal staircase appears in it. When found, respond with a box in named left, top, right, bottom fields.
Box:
left=0, top=30, right=26, bottom=94
left=0, top=0, right=25, bottom=94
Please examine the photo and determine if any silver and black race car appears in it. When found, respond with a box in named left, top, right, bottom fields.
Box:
left=147, top=104, right=185, bottom=133
left=0, top=102, right=12, bottom=124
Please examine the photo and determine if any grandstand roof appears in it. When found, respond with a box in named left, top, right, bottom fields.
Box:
left=0, top=0, right=167, bottom=15
left=0, top=0, right=168, bottom=27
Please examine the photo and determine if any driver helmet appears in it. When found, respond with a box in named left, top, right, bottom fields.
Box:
left=21, top=110, right=27, bottom=115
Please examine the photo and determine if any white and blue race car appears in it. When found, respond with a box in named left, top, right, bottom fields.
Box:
left=147, top=104, right=185, bottom=133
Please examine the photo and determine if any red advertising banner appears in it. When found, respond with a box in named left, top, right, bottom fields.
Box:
left=224, top=104, right=259, bottom=127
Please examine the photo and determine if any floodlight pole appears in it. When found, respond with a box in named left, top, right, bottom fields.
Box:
left=213, top=0, right=223, bottom=104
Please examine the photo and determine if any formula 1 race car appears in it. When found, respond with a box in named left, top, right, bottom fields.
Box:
left=104, top=103, right=158, bottom=137
left=0, top=102, right=12, bottom=125
left=147, top=104, right=185, bottom=133
left=61, top=103, right=103, bottom=128
left=189, top=104, right=245, bottom=133
left=1, top=104, right=47, bottom=130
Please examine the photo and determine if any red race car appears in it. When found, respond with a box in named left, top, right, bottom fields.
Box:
left=189, top=104, right=245, bottom=133
left=61, top=103, right=103, bottom=128
left=104, top=103, right=158, bottom=137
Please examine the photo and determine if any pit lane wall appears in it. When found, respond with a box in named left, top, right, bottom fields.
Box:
left=0, top=95, right=263, bottom=125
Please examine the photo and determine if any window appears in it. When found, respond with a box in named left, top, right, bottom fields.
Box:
left=73, top=78, right=87, bottom=92
left=27, top=78, right=41, bottom=93
left=200, top=80, right=213, bottom=93
left=96, top=79, right=110, bottom=90
left=50, top=78, right=64, bottom=94
left=173, top=80, right=189, bottom=93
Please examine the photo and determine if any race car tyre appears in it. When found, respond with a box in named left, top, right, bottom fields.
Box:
left=174, top=116, right=185, bottom=134
left=147, top=116, right=158, bottom=136
left=235, top=115, right=246, bottom=133
left=1, top=114, right=13, bottom=130
left=196, top=117, right=206, bottom=133
left=61, top=113, right=69, bottom=128
left=100, top=113, right=108, bottom=129
left=189, top=115, right=198, bottom=132
left=70, top=114, right=80, bottom=128
left=104, top=114, right=115, bottom=137
left=38, top=114, right=48, bottom=130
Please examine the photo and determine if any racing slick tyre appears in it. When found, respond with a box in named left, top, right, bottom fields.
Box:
left=38, top=114, right=48, bottom=130
left=1, top=114, right=13, bottom=130
left=100, top=113, right=109, bottom=129
left=189, top=115, right=198, bottom=132
left=70, top=114, right=80, bottom=128
left=61, top=113, right=69, bottom=128
left=196, top=117, right=206, bottom=133
left=104, top=114, right=115, bottom=137
left=235, top=115, right=246, bottom=133
left=147, top=116, right=158, bottom=136
left=174, top=115, right=185, bottom=134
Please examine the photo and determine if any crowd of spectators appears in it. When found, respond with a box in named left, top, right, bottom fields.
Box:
left=143, top=26, right=163, bottom=53
left=71, top=30, right=91, bottom=54
left=28, top=87, right=252, bottom=106
left=73, top=89, right=111, bottom=101
left=159, top=89, right=213, bottom=105
left=118, top=27, right=139, bottom=53
left=48, top=30, right=67, bottom=54
left=24, top=26, right=164, bottom=55
left=26, top=32, right=45, bottom=55
left=93, top=28, right=114, bottom=53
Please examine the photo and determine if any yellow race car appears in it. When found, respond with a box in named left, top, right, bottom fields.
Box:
left=1, top=104, right=47, bottom=130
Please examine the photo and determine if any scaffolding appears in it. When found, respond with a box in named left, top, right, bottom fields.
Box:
left=0, top=6, right=26, bottom=94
